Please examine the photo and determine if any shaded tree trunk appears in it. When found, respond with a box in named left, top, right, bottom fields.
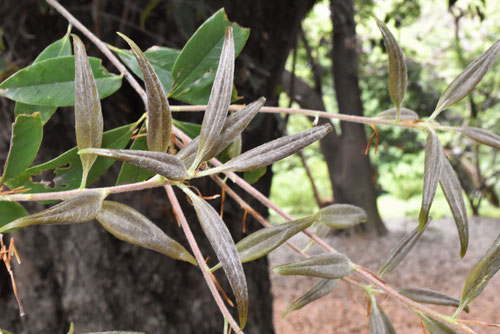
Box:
left=0, top=0, right=315, bottom=333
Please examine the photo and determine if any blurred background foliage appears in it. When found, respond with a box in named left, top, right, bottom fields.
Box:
left=271, top=0, right=500, bottom=220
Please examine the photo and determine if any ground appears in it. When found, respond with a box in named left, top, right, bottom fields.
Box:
left=269, top=217, right=500, bottom=333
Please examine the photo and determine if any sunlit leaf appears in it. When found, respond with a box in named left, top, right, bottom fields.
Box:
left=214, top=124, right=332, bottom=173
left=97, top=200, right=196, bottom=265
left=459, top=233, right=500, bottom=313
left=315, top=204, right=367, bottom=229
left=283, top=278, right=337, bottom=318
left=375, top=107, right=418, bottom=121
left=419, top=128, right=443, bottom=230
left=378, top=222, right=427, bottom=277
left=0, top=113, right=43, bottom=185
left=192, top=27, right=234, bottom=170
left=454, top=126, right=500, bottom=150
left=418, top=313, right=459, bottom=334
left=118, top=33, right=172, bottom=153
left=0, top=190, right=106, bottom=233
left=440, top=155, right=468, bottom=257
left=375, top=18, right=408, bottom=121
left=369, top=300, right=396, bottom=334
left=430, top=40, right=500, bottom=120
left=73, top=35, right=103, bottom=187
left=182, top=186, right=248, bottom=328
left=80, top=148, right=188, bottom=181
left=273, top=252, right=353, bottom=279
left=398, top=287, right=469, bottom=313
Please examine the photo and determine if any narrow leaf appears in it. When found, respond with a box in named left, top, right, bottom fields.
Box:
left=273, top=252, right=353, bottom=279
left=375, top=107, right=418, bottom=121
left=236, top=216, right=315, bottom=263
left=459, top=233, right=500, bottom=312
left=454, top=126, right=500, bottom=150
left=215, top=124, right=333, bottom=173
left=80, top=148, right=188, bottom=181
left=283, top=278, right=337, bottom=318
left=192, top=26, right=235, bottom=170
left=430, top=40, right=500, bottom=120
left=369, top=301, right=396, bottom=334
left=418, top=313, right=459, bottom=334
left=375, top=18, right=408, bottom=121
left=378, top=222, right=427, bottom=277
left=440, top=155, right=468, bottom=257
left=398, top=287, right=469, bottom=313
left=182, top=187, right=248, bottom=328
left=0, top=113, right=43, bottom=185
left=419, top=129, right=443, bottom=230
left=0, top=191, right=106, bottom=232
left=315, top=204, right=367, bottom=229
left=97, top=201, right=196, bottom=265
left=73, top=35, right=103, bottom=188
left=118, top=33, right=172, bottom=153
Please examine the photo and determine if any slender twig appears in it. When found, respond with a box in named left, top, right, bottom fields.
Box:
left=165, top=185, right=243, bottom=334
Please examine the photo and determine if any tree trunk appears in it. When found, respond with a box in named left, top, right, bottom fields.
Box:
left=0, top=1, right=315, bottom=332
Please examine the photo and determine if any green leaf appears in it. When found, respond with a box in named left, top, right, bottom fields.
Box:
left=173, top=119, right=201, bottom=139
left=214, top=124, right=332, bottom=173
left=375, top=107, right=418, bottom=121
left=243, top=166, right=267, bottom=185
left=430, top=40, right=500, bottom=120
left=418, top=313, right=459, bottom=334
left=375, top=18, right=408, bottom=121
left=419, top=128, right=443, bottom=230
left=0, top=113, right=43, bottom=185
left=273, top=252, right=353, bottom=279
left=111, top=45, right=177, bottom=94
left=0, top=201, right=28, bottom=230
left=454, top=126, right=500, bottom=150
left=170, top=8, right=249, bottom=103
left=118, top=33, right=172, bottom=153
left=440, top=155, right=468, bottom=257
left=398, top=287, right=469, bottom=313
left=73, top=35, right=104, bottom=188
left=0, top=56, right=122, bottom=107
left=369, top=301, right=396, bottom=334
left=182, top=186, right=248, bottom=329
left=14, top=103, right=57, bottom=125
left=96, top=200, right=196, bottom=265
left=81, top=148, right=188, bottom=181
left=283, top=278, right=337, bottom=318
left=4, top=124, right=133, bottom=193
left=315, top=204, right=367, bottom=229
left=458, top=233, right=500, bottom=314
left=191, top=27, right=235, bottom=170
left=0, top=190, right=107, bottom=233
left=378, top=222, right=427, bottom=277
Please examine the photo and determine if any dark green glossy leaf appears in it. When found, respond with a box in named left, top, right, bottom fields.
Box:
left=73, top=35, right=103, bottom=187
left=170, top=9, right=249, bottom=103
left=97, top=200, right=196, bottom=265
left=430, top=40, right=500, bottom=120
left=283, top=278, right=337, bottom=318
left=14, top=103, right=56, bottom=125
left=173, top=119, right=201, bottom=139
left=192, top=27, right=234, bottom=170
left=419, top=129, right=443, bottom=230
left=81, top=148, right=188, bottom=181
left=4, top=124, right=133, bottom=193
left=378, top=222, right=427, bottom=277
left=459, top=233, right=500, bottom=313
left=454, top=126, right=500, bottom=150
left=0, top=113, right=43, bottom=185
left=398, top=287, right=469, bottom=313
left=118, top=33, right=172, bottom=153
left=0, top=190, right=106, bottom=232
left=418, top=313, right=459, bottom=334
left=376, top=18, right=408, bottom=121
left=182, top=186, right=247, bottom=328
left=273, top=252, right=353, bottom=279
left=0, top=56, right=122, bottom=107
left=375, top=107, right=418, bottom=121
left=315, top=204, right=367, bottom=229
left=215, top=124, right=332, bottom=173
left=440, top=155, right=468, bottom=257
left=243, top=166, right=267, bottom=185
left=115, top=126, right=154, bottom=185
left=0, top=201, right=28, bottom=230
left=369, top=301, right=396, bottom=334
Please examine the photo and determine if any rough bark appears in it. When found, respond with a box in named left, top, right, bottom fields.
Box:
left=0, top=0, right=315, bottom=332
